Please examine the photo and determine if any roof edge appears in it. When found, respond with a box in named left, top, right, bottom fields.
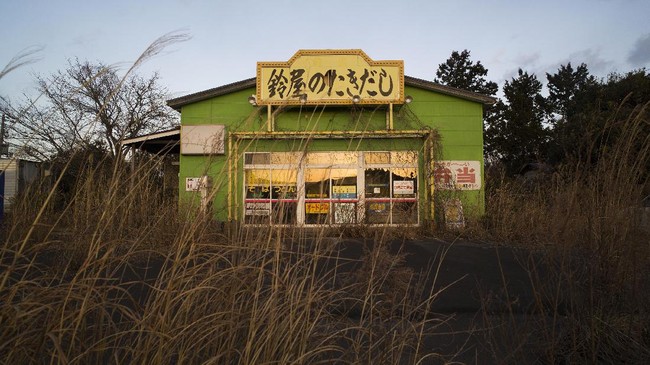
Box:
left=121, top=127, right=181, bottom=146
left=166, top=75, right=496, bottom=110
left=404, top=76, right=496, bottom=105
left=167, top=78, right=256, bottom=110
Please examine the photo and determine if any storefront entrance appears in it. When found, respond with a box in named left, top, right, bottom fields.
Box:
left=243, top=151, right=418, bottom=226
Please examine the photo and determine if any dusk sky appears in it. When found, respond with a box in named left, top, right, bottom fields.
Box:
left=1, top=0, right=649, bottom=102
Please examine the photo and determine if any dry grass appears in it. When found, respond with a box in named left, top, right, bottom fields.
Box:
left=469, top=102, right=650, bottom=364
left=0, top=151, right=454, bottom=364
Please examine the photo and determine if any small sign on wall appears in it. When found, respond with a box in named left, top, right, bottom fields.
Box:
left=185, top=176, right=211, bottom=191
left=181, top=125, right=225, bottom=155
left=186, top=177, right=201, bottom=191
left=434, top=161, right=482, bottom=190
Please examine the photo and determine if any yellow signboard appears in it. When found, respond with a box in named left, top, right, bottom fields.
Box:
left=332, top=185, right=356, bottom=194
left=305, top=202, right=330, bottom=214
left=257, top=50, right=404, bottom=105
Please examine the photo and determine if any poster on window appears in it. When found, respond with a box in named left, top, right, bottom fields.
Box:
left=434, top=161, right=482, bottom=190
left=334, top=203, right=356, bottom=224
left=245, top=202, right=271, bottom=216
left=305, top=202, right=330, bottom=214
left=393, top=180, right=414, bottom=195
left=332, top=185, right=356, bottom=199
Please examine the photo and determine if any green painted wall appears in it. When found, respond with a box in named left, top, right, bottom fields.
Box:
left=178, top=84, right=485, bottom=223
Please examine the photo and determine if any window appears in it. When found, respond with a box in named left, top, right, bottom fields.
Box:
left=364, top=153, right=418, bottom=225
left=244, top=154, right=298, bottom=225
left=243, top=151, right=418, bottom=226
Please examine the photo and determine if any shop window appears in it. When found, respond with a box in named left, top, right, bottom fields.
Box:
left=331, top=168, right=357, bottom=224
left=305, top=169, right=330, bottom=199
left=334, top=202, right=357, bottom=224
left=271, top=169, right=297, bottom=199
left=244, top=202, right=270, bottom=224
left=392, top=201, right=418, bottom=224
left=365, top=152, right=390, bottom=164
left=272, top=201, right=297, bottom=225
left=271, top=152, right=302, bottom=165
left=331, top=169, right=357, bottom=198
left=244, top=162, right=298, bottom=225
left=245, top=153, right=271, bottom=165
left=305, top=202, right=330, bottom=224
left=306, top=152, right=357, bottom=165
left=391, top=151, right=418, bottom=165
left=271, top=169, right=297, bottom=224
left=365, top=168, right=390, bottom=198
left=245, top=169, right=271, bottom=199
left=365, top=163, right=418, bottom=225
left=365, top=201, right=390, bottom=224
left=244, top=169, right=270, bottom=224
left=305, top=168, right=330, bottom=224
left=244, top=150, right=418, bottom=226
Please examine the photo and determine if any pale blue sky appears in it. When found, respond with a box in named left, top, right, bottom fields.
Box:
left=1, top=0, right=649, bottom=101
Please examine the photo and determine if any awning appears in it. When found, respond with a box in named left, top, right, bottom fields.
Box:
left=121, top=127, right=180, bottom=154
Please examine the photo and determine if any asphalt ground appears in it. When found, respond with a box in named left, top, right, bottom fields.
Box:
left=329, top=237, right=559, bottom=364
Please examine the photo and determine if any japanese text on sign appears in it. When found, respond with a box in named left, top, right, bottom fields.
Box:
left=257, top=50, right=403, bottom=105
left=332, top=185, right=357, bottom=199
left=305, top=202, right=330, bottom=214
left=434, top=161, right=482, bottom=190
left=393, top=180, right=415, bottom=195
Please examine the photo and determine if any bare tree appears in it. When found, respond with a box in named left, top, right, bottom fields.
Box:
left=2, top=60, right=177, bottom=160
left=1, top=31, right=189, bottom=161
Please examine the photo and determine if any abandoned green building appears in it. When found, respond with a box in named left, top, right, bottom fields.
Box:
left=162, top=50, right=494, bottom=227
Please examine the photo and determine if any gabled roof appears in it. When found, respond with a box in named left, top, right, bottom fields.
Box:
left=166, top=76, right=496, bottom=111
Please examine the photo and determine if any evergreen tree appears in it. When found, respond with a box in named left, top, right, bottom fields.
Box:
left=546, top=62, right=597, bottom=121
left=434, top=50, right=498, bottom=96
left=485, top=69, right=548, bottom=173
left=545, top=63, right=599, bottom=162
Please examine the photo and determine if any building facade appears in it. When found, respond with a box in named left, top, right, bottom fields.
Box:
left=167, top=50, right=494, bottom=227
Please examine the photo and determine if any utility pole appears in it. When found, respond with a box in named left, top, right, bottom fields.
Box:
left=0, top=113, right=5, bottom=158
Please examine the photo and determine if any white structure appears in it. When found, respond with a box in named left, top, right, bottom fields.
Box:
left=0, top=158, right=40, bottom=214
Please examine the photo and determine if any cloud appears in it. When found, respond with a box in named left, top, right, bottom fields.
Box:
left=628, top=33, right=650, bottom=67
left=548, top=48, right=614, bottom=77
left=514, top=52, right=541, bottom=68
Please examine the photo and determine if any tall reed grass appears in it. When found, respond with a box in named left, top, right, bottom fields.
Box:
left=473, top=101, right=650, bottom=363
left=0, top=150, right=454, bottom=364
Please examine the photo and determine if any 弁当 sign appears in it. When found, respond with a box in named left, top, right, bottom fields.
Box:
left=256, top=49, right=404, bottom=106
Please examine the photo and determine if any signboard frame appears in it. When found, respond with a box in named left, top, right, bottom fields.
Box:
left=256, top=49, right=404, bottom=106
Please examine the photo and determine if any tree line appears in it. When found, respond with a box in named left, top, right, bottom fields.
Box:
left=435, top=50, right=650, bottom=176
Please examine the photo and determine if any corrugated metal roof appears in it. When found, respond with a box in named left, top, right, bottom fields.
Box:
left=120, top=127, right=181, bottom=154
left=166, top=76, right=496, bottom=110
